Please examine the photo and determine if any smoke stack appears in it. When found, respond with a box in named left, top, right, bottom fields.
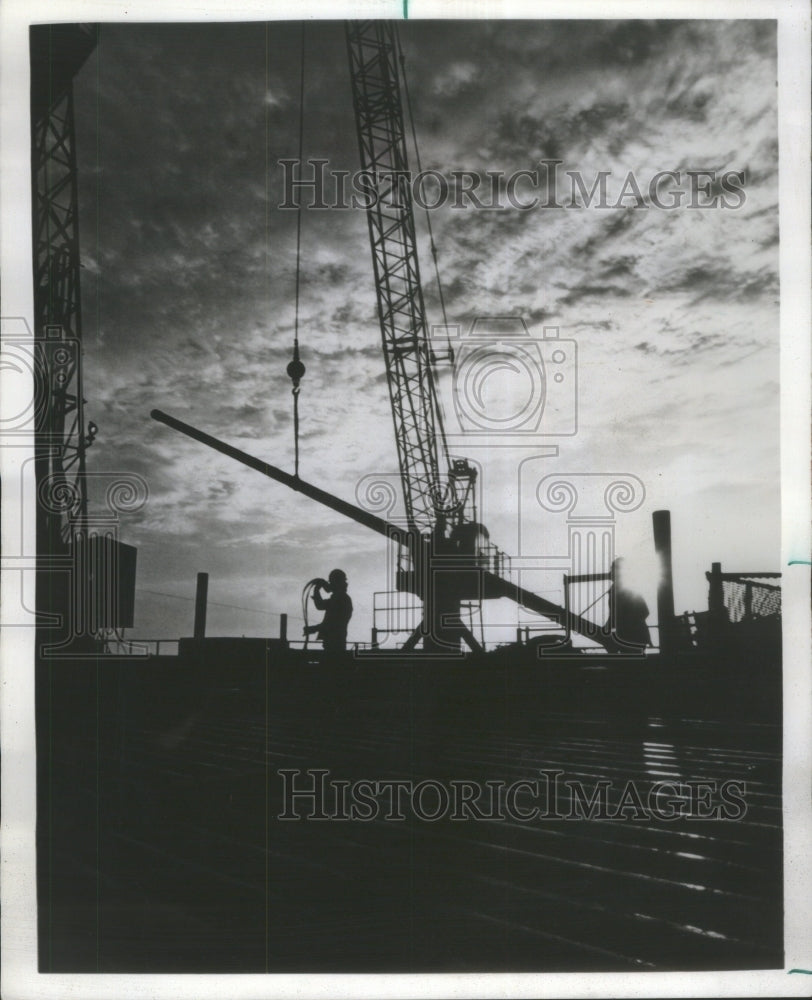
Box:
left=653, top=511, right=676, bottom=654
left=194, top=572, right=209, bottom=640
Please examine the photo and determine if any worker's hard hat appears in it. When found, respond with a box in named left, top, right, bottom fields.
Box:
left=328, top=568, right=347, bottom=588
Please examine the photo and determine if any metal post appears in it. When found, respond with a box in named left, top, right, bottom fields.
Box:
left=279, top=613, right=288, bottom=644
left=193, top=572, right=208, bottom=640
left=708, top=562, right=723, bottom=613
left=744, top=583, right=753, bottom=622
left=653, top=510, right=676, bottom=653
left=707, top=561, right=727, bottom=639
left=563, top=574, right=572, bottom=646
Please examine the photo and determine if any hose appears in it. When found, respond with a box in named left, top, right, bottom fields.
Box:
left=301, top=577, right=328, bottom=649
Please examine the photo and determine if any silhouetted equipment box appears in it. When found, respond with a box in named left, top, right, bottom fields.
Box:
left=73, top=533, right=137, bottom=630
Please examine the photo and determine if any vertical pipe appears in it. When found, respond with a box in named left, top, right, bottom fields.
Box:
left=279, top=613, right=288, bottom=644
left=653, top=510, right=676, bottom=653
left=193, top=572, right=208, bottom=640
left=563, top=575, right=571, bottom=645
left=708, top=561, right=724, bottom=618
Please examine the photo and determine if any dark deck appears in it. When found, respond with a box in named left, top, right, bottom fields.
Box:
left=37, top=645, right=783, bottom=972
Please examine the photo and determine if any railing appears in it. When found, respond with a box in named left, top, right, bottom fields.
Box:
left=706, top=564, right=782, bottom=624
left=102, top=636, right=180, bottom=657
left=373, top=590, right=422, bottom=638
left=286, top=638, right=378, bottom=653
left=563, top=571, right=612, bottom=646
left=478, top=540, right=512, bottom=579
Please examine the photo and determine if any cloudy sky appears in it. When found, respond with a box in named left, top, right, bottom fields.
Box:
left=64, top=18, right=779, bottom=644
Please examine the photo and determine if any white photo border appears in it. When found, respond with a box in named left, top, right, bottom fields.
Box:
left=2, top=1, right=809, bottom=997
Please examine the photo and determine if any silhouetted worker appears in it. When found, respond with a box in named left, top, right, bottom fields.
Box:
left=605, top=557, right=651, bottom=652
left=304, top=569, right=353, bottom=653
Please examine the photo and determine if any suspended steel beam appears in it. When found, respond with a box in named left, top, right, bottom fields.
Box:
left=151, top=409, right=611, bottom=648
left=150, top=409, right=416, bottom=548
left=480, top=571, right=607, bottom=649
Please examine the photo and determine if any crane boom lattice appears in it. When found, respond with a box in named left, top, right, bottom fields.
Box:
left=346, top=21, right=451, bottom=535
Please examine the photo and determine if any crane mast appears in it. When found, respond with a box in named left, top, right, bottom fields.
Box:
left=346, top=20, right=503, bottom=651
left=345, top=21, right=467, bottom=537
left=31, top=25, right=98, bottom=549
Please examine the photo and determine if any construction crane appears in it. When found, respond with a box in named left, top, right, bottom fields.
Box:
left=344, top=20, right=488, bottom=652
left=31, top=25, right=99, bottom=651
left=31, top=25, right=98, bottom=551
left=30, top=24, right=138, bottom=654
left=152, top=20, right=613, bottom=654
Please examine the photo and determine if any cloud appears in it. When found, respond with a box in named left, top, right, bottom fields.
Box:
left=65, top=19, right=780, bottom=637
left=658, top=260, right=779, bottom=306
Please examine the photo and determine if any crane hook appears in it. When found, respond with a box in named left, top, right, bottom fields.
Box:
left=286, top=339, right=305, bottom=391
left=287, top=340, right=305, bottom=477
